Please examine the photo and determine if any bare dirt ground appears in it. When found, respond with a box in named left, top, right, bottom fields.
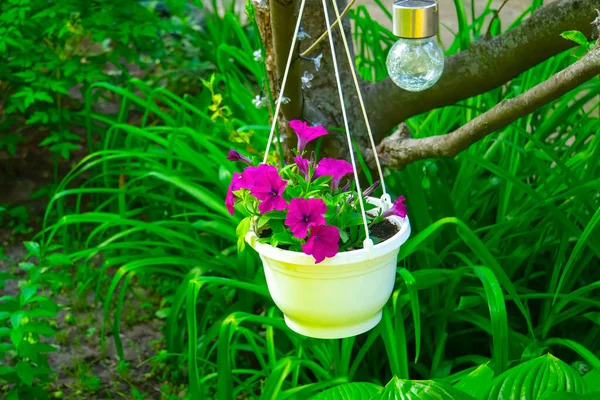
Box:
left=0, top=162, right=171, bottom=398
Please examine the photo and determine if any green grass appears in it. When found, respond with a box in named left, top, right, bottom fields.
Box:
left=32, top=0, right=600, bottom=398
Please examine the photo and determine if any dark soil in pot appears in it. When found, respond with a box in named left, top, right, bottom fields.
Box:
left=370, top=219, right=399, bottom=243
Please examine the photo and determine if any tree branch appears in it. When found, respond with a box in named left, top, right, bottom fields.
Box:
left=366, top=0, right=600, bottom=139
left=376, top=45, right=600, bottom=170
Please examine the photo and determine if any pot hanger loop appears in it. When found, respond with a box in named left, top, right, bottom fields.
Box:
left=262, top=0, right=390, bottom=252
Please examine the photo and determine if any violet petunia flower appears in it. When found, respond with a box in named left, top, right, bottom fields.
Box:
left=382, top=196, right=407, bottom=218
left=313, top=158, right=354, bottom=192
left=227, top=149, right=253, bottom=165
left=301, top=225, right=340, bottom=264
left=294, top=156, right=310, bottom=181
left=289, top=120, right=329, bottom=154
left=284, top=198, right=327, bottom=238
left=225, top=172, right=249, bottom=216
left=243, top=164, right=288, bottom=214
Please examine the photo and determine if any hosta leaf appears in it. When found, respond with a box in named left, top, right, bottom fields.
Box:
left=454, top=364, right=495, bottom=400
left=372, top=377, right=476, bottom=400
left=309, top=382, right=382, bottom=400
left=540, top=393, right=600, bottom=400
left=583, top=369, right=600, bottom=391
left=485, top=354, right=586, bottom=400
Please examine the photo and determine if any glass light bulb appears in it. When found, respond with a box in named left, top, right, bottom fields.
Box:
left=386, top=37, right=444, bottom=92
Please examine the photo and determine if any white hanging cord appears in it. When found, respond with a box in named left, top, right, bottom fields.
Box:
left=263, top=0, right=308, bottom=164
left=329, top=0, right=388, bottom=200
left=320, top=0, right=372, bottom=248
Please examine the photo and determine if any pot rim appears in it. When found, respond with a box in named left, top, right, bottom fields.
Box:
left=245, top=196, right=411, bottom=266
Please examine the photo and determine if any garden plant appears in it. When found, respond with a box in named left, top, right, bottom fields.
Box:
left=0, top=0, right=600, bottom=399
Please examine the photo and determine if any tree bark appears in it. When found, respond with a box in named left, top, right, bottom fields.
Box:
left=299, top=0, right=368, bottom=158
left=366, top=0, right=600, bottom=140
left=259, top=0, right=600, bottom=170
left=376, top=44, right=600, bottom=169
left=270, top=0, right=303, bottom=121
left=255, top=6, right=278, bottom=103
left=257, top=0, right=369, bottom=160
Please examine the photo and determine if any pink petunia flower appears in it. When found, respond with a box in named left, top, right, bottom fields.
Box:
left=284, top=198, right=327, bottom=238
left=225, top=172, right=248, bottom=216
left=293, top=156, right=310, bottom=181
left=243, top=164, right=288, bottom=214
left=227, top=149, right=253, bottom=165
left=301, top=225, right=340, bottom=264
left=382, top=196, right=407, bottom=218
left=289, top=120, right=329, bottom=154
left=314, top=158, right=354, bottom=192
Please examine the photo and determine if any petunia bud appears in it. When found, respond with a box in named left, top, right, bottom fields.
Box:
left=227, top=149, right=253, bottom=165
left=294, top=156, right=310, bottom=181
left=362, top=181, right=380, bottom=198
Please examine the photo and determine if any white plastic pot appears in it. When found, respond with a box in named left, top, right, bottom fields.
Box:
left=245, top=197, right=411, bottom=339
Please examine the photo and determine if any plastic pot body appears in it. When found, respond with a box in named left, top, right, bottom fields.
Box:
left=245, top=197, right=411, bottom=339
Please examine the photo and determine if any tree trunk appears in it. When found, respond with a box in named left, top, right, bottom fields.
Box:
left=257, top=0, right=368, bottom=161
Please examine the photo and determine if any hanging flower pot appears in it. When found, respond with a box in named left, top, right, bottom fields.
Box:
left=245, top=196, right=410, bottom=339
left=226, top=123, right=412, bottom=339
left=224, top=0, right=412, bottom=339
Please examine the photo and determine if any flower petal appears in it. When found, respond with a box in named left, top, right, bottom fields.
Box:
left=285, top=198, right=328, bottom=238
left=225, top=172, right=246, bottom=216
left=301, top=225, right=340, bottom=263
left=258, top=195, right=288, bottom=214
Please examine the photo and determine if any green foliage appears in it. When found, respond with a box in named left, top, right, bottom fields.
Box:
left=0, top=0, right=203, bottom=161
left=541, top=393, right=600, bottom=400
left=13, top=0, right=600, bottom=398
left=453, top=364, right=495, bottom=399
left=0, top=243, right=60, bottom=399
left=309, top=382, right=382, bottom=399
left=484, top=354, right=586, bottom=399
left=0, top=205, right=32, bottom=236
left=373, top=377, right=477, bottom=400
left=561, top=31, right=594, bottom=50
left=309, top=375, right=478, bottom=399
left=314, top=355, right=600, bottom=399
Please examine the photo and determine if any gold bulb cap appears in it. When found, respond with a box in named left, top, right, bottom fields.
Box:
left=392, top=0, right=439, bottom=39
